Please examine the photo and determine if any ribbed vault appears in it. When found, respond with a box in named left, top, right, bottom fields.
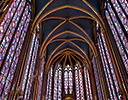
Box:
left=32, top=0, right=105, bottom=72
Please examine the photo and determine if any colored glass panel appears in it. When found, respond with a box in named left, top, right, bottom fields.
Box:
left=0, top=0, right=20, bottom=41
left=105, top=10, right=128, bottom=73
left=0, top=8, right=30, bottom=99
left=92, top=57, right=102, bottom=99
left=98, top=39, right=113, bottom=99
left=46, top=67, right=53, bottom=100
left=1, top=6, right=28, bottom=80
left=118, top=0, right=128, bottom=14
left=79, top=70, right=85, bottom=100
left=111, top=0, right=128, bottom=32
left=58, top=66, right=62, bottom=100
left=101, top=30, right=119, bottom=92
left=24, top=35, right=39, bottom=99
left=75, top=64, right=85, bottom=100
left=98, top=36, right=117, bottom=99
left=53, top=70, right=58, bottom=100
left=75, top=68, right=80, bottom=100
left=84, top=67, right=89, bottom=100
left=107, top=3, right=128, bottom=54
left=64, top=65, right=73, bottom=94
left=21, top=32, right=36, bottom=91
left=53, top=65, right=62, bottom=100
left=0, top=0, right=26, bottom=66
left=64, top=66, right=68, bottom=94
left=69, top=67, right=73, bottom=94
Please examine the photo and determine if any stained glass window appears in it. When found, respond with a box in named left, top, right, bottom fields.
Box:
left=84, top=65, right=92, bottom=100
left=110, top=0, right=128, bottom=32
left=22, top=28, right=39, bottom=99
left=64, top=65, right=73, bottom=94
left=97, top=31, right=121, bottom=99
left=107, top=3, right=128, bottom=54
left=46, top=66, right=53, bottom=100
left=118, top=0, right=128, bottom=14
left=105, top=6, right=128, bottom=73
left=75, top=64, right=85, bottom=100
left=53, top=64, right=62, bottom=100
left=0, top=0, right=26, bottom=66
left=37, top=57, right=45, bottom=100
left=0, top=2, right=31, bottom=99
left=92, top=56, right=102, bottom=99
left=64, top=65, right=68, bottom=94
left=0, top=0, right=21, bottom=41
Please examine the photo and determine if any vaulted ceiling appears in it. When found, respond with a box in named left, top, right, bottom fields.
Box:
left=34, top=0, right=102, bottom=71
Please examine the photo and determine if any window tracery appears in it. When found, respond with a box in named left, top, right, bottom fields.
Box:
left=64, top=65, right=73, bottom=94
left=105, top=1, right=128, bottom=73
left=97, top=28, right=121, bottom=99
left=53, top=64, right=62, bottom=100
left=75, top=64, right=85, bottom=100
left=0, top=1, right=31, bottom=99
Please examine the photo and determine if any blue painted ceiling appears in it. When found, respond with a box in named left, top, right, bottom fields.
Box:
left=35, top=0, right=101, bottom=65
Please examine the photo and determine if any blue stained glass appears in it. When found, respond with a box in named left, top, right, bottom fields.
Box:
left=58, top=66, right=62, bottom=100
left=75, top=69, right=80, bottom=99
left=92, top=57, right=102, bottom=99
left=105, top=10, right=128, bottom=73
left=64, top=65, right=73, bottom=95
left=21, top=32, right=36, bottom=91
left=0, top=7, right=30, bottom=99
left=100, top=30, right=119, bottom=93
left=111, top=0, right=128, bottom=32
left=75, top=64, right=85, bottom=100
left=107, top=3, right=128, bottom=54
left=118, top=0, right=128, bottom=14
left=0, top=0, right=21, bottom=41
left=98, top=39, right=113, bottom=99
left=53, top=70, right=58, bottom=100
left=46, top=66, right=53, bottom=100
left=98, top=34, right=120, bottom=99
left=25, top=38, right=39, bottom=99
left=0, top=0, right=26, bottom=66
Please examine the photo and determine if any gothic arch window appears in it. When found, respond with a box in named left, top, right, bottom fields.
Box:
left=64, top=64, right=73, bottom=94
left=104, top=1, right=128, bottom=73
left=46, top=66, right=53, bottom=100
left=97, top=24, right=120, bottom=99
left=84, top=66, right=93, bottom=100
left=110, top=0, right=128, bottom=32
left=75, top=64, right=85, bottom=100
left=0, top=0, right=31, bottom=99
left=22, top=25, right=39, bottom=100
left=92, top=56, right=102, bottom=99
left=53, top=64, right=62, bottom=100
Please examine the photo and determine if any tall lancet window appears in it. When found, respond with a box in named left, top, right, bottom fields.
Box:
left=37, top=57, right=45, bottom=100
left=64, top=65, right=73, bottom=94
left=75, top=64, right=85, bottom=100
left=0, top=0, right=31, bottom=99
left=46, top=66, right=53, bottom=100
left=105, top=1, right=128, bottom=73
left=53, top=64, right=62, bottom=100
left=84, top=66, right=93, bottom=100
left=110, top=0, right=128, bottom=32
left=92, top=56, right=102, bottom=99
left=23, top=29, right=39, bottom=100
left=97, top=27, right=120, bottom=99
